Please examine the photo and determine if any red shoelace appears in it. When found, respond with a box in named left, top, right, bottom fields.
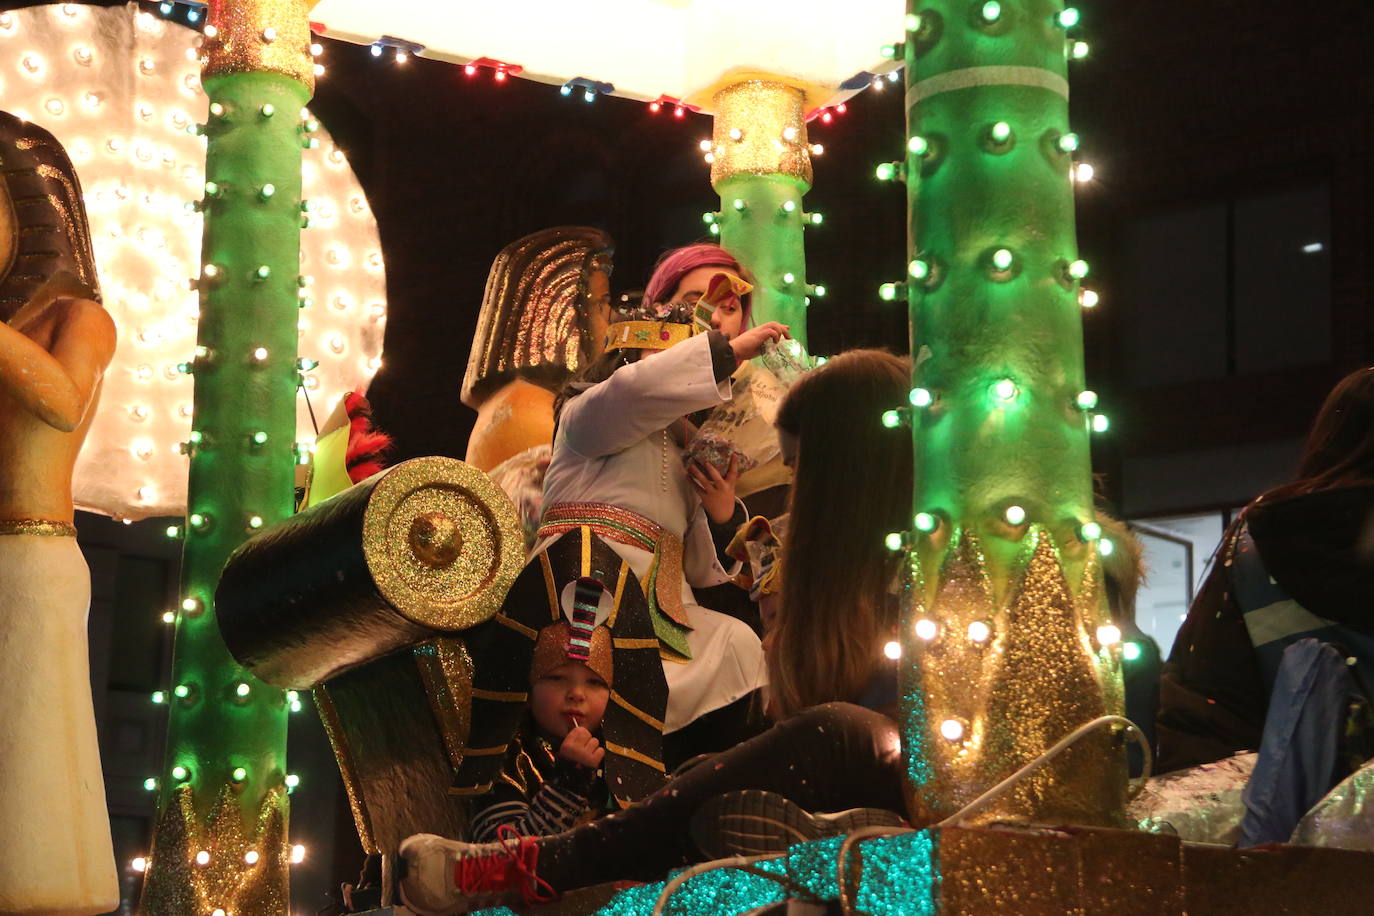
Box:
left=455, top=825, right=558, bottom=905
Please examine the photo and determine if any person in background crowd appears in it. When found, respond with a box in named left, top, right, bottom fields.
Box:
left=1157, top=366, right=1374, bottom=772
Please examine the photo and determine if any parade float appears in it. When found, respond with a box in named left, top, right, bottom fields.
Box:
left=2, top=1, right=1372, bottom=915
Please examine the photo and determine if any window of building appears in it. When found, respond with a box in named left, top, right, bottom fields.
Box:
left=1121, top=180, right=1331, bottom=389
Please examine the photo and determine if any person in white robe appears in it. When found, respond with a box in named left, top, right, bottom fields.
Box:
left=537, top=306, right=789, bottom=738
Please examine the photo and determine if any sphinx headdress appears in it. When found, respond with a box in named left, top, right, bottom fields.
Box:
left=0, top=111, right=100, bottom=324
left=461, top=226, right=613, bottom=407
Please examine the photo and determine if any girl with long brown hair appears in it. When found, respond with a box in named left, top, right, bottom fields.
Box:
left=768, top=349, right=913, bottom=718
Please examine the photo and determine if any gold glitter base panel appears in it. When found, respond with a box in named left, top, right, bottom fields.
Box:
left=901, top=526, right=1127, bottom=827
left=139, top=784, right=288, bottom=915
left=930, top=824, right=1374, bottom=916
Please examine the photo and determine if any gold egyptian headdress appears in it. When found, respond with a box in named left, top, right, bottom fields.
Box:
left=603, top=272, right=752, bottom=352
left=0, top=111, right=100, bottom=324
left=456, top=528, right=669, bottom=806
left=461, top=226, right=613, bottom=407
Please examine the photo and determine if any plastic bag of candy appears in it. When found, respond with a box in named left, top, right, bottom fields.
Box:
left=686, top=355, right=801, bottom=486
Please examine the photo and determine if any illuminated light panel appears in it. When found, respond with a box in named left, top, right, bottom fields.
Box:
left=0, top=4, right=388, bottom=520
left=310, top=0, right=904, bottom=114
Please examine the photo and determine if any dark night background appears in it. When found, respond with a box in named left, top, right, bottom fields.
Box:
left=4, top=0, right=1373, bottom=910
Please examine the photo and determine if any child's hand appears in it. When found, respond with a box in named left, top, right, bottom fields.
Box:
left=558, top=726, right=605, bottom=768
left=689, top=453, right=739, bottom=524
left=729, top=322, right=790, bottom=362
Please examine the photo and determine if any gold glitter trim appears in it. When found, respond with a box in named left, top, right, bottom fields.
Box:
left=414, top=638, right=474, bottom=772
left=610, top=690, right=666, bottom=732
left=314, top=687, right=376, bottom=852
left=448, top=783, right=493, bottom=797
left=710, top=81, right=813, bottom=187
left=362, top=457, right=524, bottom=631
left=138, top=784, right=288, bottom=915
left=541, top=551, right=561, bottom=622
left=471, top=687, right=528, bottom=703
left=0, top=518, right=76, bottom=537
left=612, top=638, right=660, bottom=650
left=461, top=745, right=508, bottom=758
left=495, top=614, right=539, bottom=640
left=605, top=741, right=666, bottom=773
left=604, top=320, right=696, bottom=351
left=608, top=561, right=630, bottom=627
left=201, top=0, right=315, bottom=88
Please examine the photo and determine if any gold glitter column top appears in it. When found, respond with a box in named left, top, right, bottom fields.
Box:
left=201, top=0, right=315, bottom=88
left=709, top=80, right=813, bottom=188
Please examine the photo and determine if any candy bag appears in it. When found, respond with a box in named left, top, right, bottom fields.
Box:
left=686, top=358, right=795, bottom=495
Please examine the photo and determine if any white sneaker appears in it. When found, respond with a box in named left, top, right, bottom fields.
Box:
left=397, top=830, right=556, bottom=915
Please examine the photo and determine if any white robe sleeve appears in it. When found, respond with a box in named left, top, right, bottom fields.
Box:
left=560, top=333, right=731, bottom=459
left=682, top=502, right=745, bottom=588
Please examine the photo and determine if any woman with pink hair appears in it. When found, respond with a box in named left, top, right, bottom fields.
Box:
left=642, top=243, right=753, bottom=341
left=533, top=242, right=778, bottom=762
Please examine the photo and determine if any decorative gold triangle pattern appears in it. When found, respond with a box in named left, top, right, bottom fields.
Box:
left=902, top=527, right=1126, bottom=827
left=139, top=784, right=289, bottom=915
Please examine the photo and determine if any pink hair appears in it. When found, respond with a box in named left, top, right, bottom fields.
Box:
left=642, top=243, right=753, bottom=328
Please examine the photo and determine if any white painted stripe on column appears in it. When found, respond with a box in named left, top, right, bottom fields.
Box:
left=906, top=66, right=1070, bottom=106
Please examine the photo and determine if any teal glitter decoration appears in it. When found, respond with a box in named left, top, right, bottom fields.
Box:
left=854, top=833, right=938, bottom=916
left=587, top=881, right=671, bottom=916
left=531, top=834, right=940, bottom=916
left=900, top=551, right=934, bottom=789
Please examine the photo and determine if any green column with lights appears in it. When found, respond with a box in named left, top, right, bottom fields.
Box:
left=894, top=0, right=1126, bottom=827
left=141, top=2, right=315, bottom=913
left=708, top=80, right=818, bottom=346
